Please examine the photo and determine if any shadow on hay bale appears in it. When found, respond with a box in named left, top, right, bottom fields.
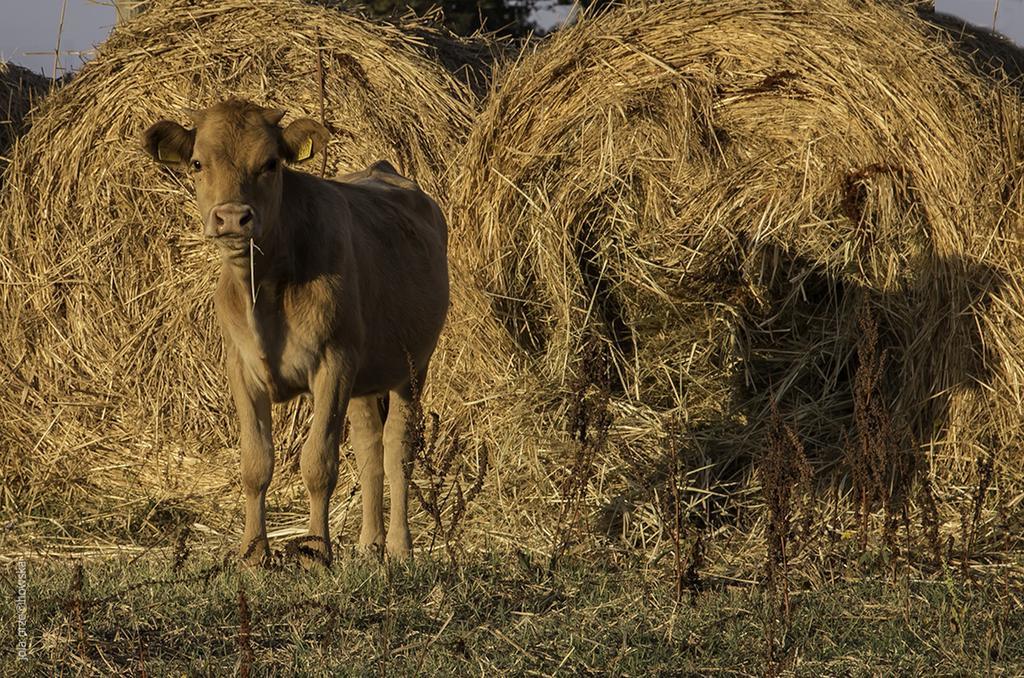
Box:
left=590, top=248, right=1006, bottom=542
left=453, top=0, right=1024, bottom=529
left=0, top=61, right=48, bottom=168
left=0, top=0, right=493, bottom=542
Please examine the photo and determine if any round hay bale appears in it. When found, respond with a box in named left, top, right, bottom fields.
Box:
left=0, top=61, right=48, bottom=165
left=0, top=0, right=481, bottom=539
left=453, top=0, right=1024, bottom=490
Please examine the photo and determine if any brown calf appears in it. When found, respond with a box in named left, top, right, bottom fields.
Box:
left=142, top=99, right=449, bottom=564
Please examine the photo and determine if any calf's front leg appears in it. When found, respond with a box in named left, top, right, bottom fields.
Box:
left=227, top=350, right=274, bottom=565
left=300, top=356, right=353, bottom=566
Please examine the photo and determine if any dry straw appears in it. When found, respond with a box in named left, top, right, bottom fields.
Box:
left=0, top=0, right=497, bottom=549
left=451, top=0, right=1024, bottom=557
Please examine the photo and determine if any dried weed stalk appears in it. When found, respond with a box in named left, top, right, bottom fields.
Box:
left=172, top=523, right=192, bottom=573
left=550, top=338, right=612, bottom=570
left=238, top=585, right=253, bottom=678
left=70, top=562, right=86, bottom=658
left=757, top=407, right=812, bottom=678
left=918, top=473, right=944, bottom=568
left=962, top=449, right=996, bottom=574
left=845, top=302, right=913, bottom=565
left=760, top=405, right=812, bottom=623
left=405, top=359, right=489, bottom=561
left=656, top=415, right=705, bottom=603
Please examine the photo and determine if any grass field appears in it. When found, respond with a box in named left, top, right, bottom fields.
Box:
left=3, top=543, right=1022, bottom=675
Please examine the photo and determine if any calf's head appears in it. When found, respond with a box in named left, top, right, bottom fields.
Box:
left=142, top=99, right=329, bottom=254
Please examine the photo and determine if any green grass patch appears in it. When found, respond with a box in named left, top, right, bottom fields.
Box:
left=2, top=548, right=1022, bottom=675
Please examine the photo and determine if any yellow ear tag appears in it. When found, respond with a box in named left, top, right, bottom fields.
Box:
left=157, top=144, right=182, bottom=163
left=295, top=137, right=314, bottom=162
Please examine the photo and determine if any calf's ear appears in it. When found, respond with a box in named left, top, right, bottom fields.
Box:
left=282, top=118, right=330, bottom=164
left=142, top=120, right=195, bottom=167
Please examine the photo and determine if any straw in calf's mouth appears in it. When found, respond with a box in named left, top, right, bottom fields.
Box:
left=249, top=237, right=262, bottom=305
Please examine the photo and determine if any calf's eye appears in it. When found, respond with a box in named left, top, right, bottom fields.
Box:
left=263, top=159, right=279, bottom=174
left=190, top=159, right=202, bottom=172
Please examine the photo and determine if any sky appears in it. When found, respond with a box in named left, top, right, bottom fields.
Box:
left=936, top=0, right=1024, bottom=43
left=0, top=0, right=1020, bottom=78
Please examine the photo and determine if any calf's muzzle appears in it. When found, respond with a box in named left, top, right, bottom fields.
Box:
left=206, top=202, right=255, bottom=240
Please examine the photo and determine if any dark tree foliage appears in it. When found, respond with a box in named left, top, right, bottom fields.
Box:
left=343, top=1, right=619, bottom=37
left=122, top=1, right=619, bottom=37
left=342, top=0, right=533, bottom=36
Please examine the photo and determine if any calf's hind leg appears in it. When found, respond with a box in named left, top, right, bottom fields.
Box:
left=348, top=395, right=385, bottom=554
left=383, top=371, right=426, bottom=558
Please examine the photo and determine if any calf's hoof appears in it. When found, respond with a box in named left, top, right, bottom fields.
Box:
left=386, top=533, right=413, bottom=560
left=240, top=536, right=271, bottom=567
left=298, top=551, right=331, bottom=571
left=357, top=542, right=385, bottom=562
left=291, top=535, right=332, bottom=570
